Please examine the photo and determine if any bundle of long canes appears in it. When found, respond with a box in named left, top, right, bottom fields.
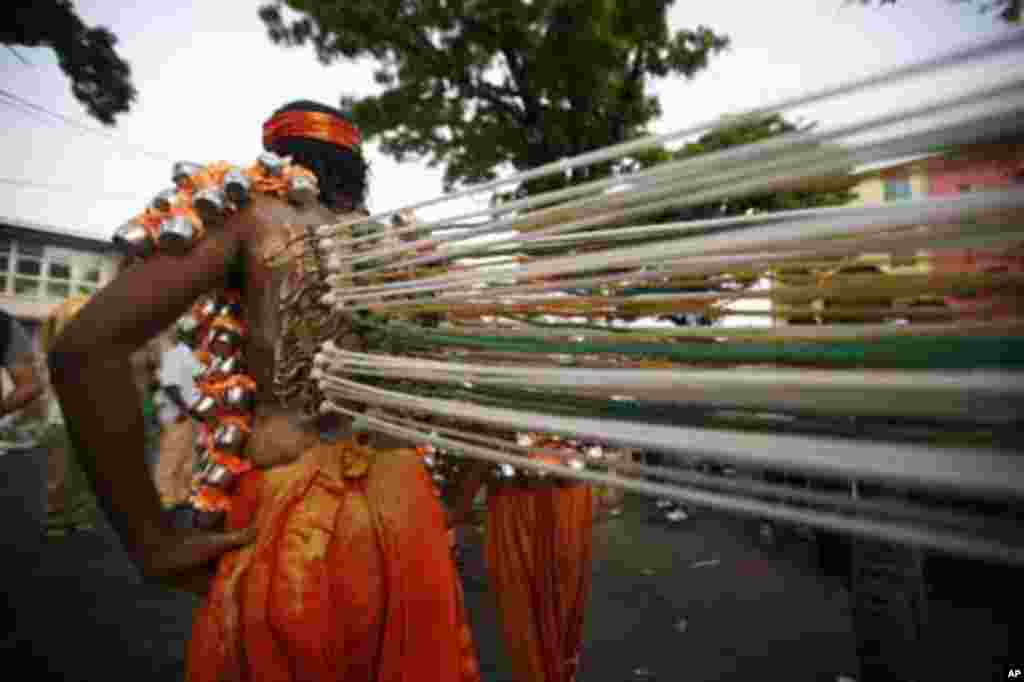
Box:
left=269, top=33, right=1024, bottom=566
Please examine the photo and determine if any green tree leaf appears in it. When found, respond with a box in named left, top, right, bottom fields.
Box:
left=1, top=1, right=137, bottom=126
left=258, top=0, right=729, bottom=193
left=658, top=113, right=858, bottom=221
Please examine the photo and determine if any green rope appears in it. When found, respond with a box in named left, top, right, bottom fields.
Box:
left=375, top=322, right=1024, bottom=369
left=354, top=379, right=1014, bottom=450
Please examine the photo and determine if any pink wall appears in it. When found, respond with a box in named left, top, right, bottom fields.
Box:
left=925, top=155, right=1024, bottom=196
left=931, top=248, right=1024, bottom=320
left=923, top=147, right=1024, bottom=319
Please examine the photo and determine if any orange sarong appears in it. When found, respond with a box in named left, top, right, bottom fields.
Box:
left=486, top=482, right=593, bottom=682
left=187, top=443, right=479, bottom=682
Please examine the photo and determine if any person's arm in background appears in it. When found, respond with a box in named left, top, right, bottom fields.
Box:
left=448, top=460, right=492, bottom=526
left=157, top=345, right=198, bottom=421
left=160, top=385, right=191, bottom=419
left=0, top=317, right=43, bottom=418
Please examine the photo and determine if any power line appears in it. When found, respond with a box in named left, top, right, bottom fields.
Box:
left=0, top=88, right=176, bottom=163
left=0, top=176, right=146, bottom=202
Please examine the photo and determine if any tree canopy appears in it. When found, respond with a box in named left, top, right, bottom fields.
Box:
left=666, top=113, right=858, bottom=220
left=1, top=1, right=136, bottom=125
left=259, top=0, right=729, bottom=193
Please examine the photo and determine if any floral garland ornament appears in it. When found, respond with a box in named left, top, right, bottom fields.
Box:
left=111, top=152, right=319, bottom=530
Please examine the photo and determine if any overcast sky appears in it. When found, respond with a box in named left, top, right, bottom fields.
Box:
left=0, top=0, right=1016, bottom=240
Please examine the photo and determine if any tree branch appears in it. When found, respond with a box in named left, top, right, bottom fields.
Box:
left=608, top=47, right=645, bottom=145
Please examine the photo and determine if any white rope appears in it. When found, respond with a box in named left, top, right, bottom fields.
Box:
left=322, top=401, right=1024, bottom=565
left=315, top=347, right=1024, bottom=422
left=321, top=78, right=1023, bottom=274
left=324, top=187, right=1024, bottom=307
left=315, top=376, right=1024, bottom=499
left=316, top=32, right=1024, bottom=241
left=319, top=99, right=1024, bottom=303
left=373, top=408, right=1009, bottom=534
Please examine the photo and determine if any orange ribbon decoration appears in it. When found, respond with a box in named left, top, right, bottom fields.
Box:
left=192, top=485, right=231, bottom=511
left=262, top=110, right=362, bottom=151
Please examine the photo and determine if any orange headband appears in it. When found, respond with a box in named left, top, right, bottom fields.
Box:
left=262, top=111, right=362, bottom=151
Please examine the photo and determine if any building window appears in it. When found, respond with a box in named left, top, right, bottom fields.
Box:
left=0, top=240, right=9, bottom=293
left=1, top=239, right=111, bottom=301
left=49, top=262, right=72, bottom=280
left=14, top=277, right=40, bottom=295
left=883, top=177, right=912, bottom=201
left=46, top=281, right=72, bottom=298
left=16, top=258, right=41, bottom=276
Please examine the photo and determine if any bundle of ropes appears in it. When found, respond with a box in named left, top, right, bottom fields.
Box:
left=268, top=33, right=1024, bottom=565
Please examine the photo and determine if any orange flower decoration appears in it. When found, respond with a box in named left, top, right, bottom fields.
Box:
left=196, top=374, right=257, bottom=400
left=244, top=158, right=318, bottom=199
left=208, top=449, right=253, bottom=475
left=177, top=160, right=233, bottom=194
left=192, top=485, right=231, bottom=512
left=210, top=314, right=247, bottom=337
left=218, top=414, right=253, bottom=432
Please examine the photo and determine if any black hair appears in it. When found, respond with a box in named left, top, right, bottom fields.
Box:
left=265, top=100, right=369, bottom=212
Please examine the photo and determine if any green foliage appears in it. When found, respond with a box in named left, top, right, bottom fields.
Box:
left=853, top=0, right=1021, bottom=24
left=259, top=1, right=729, bottom=193
left=1, top=1, right=137, bottom=125
left=660, top=113, right=857, bottom=220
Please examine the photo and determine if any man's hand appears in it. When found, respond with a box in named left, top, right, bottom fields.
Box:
left=137, top=523, right=258, bottom=595
left=447, top=460, right=490, bottom=529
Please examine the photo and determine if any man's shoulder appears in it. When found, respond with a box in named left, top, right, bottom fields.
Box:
left=228, top=192, right=288, bottom=230
left=233, top=194, right=343, bottom=257
left=234, top=192, right=342, bottom=226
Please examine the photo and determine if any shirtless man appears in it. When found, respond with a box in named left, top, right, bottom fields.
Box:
left=50, top=101, right=477, bottom=681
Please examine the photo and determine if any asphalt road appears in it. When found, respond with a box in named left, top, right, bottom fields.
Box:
left=459, top=497, right=859, bottom=682
left=4, top=490, right=1017, bottom=681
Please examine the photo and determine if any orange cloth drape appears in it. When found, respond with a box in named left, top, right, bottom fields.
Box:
left=187, top=444, right=480, bottom=682
left=486, top=482, right=593, bottom=682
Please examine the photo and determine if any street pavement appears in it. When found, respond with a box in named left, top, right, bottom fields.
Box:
left=5, top=492, right=867, bottom=681
left=7, top=476, right=1022, bottom=682
left=459, top=496, right=859, bottom=682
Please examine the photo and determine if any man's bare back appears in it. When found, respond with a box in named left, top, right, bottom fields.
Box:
left=202, top=193, right=363, bottom=471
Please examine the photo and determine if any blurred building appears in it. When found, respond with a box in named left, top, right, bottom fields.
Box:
left=850, top=143, right=1024, bottom=204
left=920, top=144, right=1024, bottom=318
left=772, top=142, right=1024, bottom=325
left=0, top=215, right=119, bottom=339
